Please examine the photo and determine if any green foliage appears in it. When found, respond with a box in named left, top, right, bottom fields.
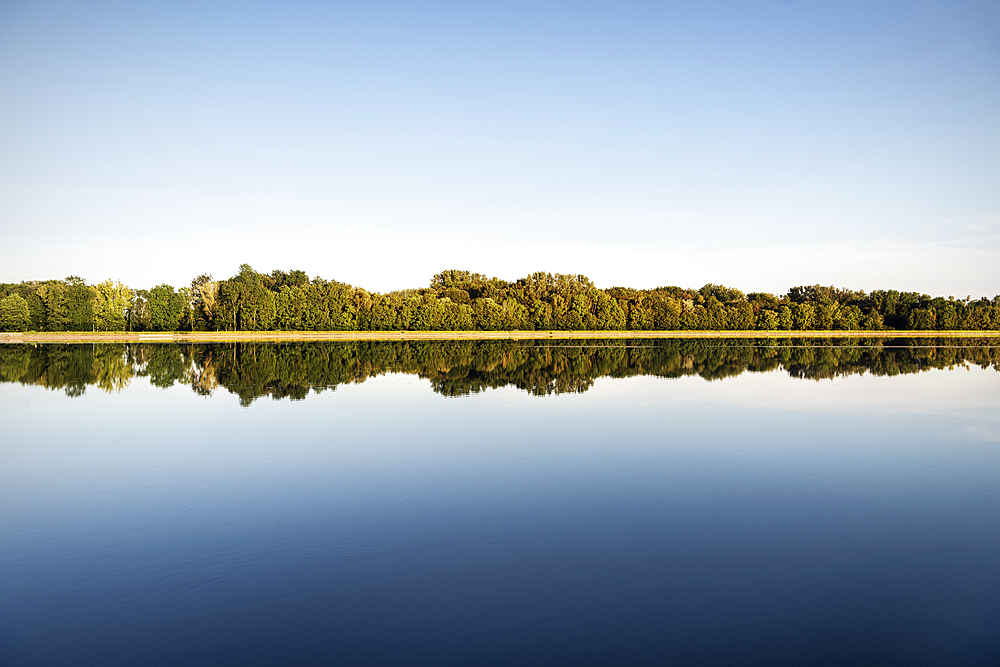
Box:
left=147, top=284, right=185, bottom=331
left=793, top=303, right=816, bottom=330
left=190, top=274, right=219, bottom=331
left=37, top=282, right=70, bottom=331
left=756, top=309, right=779, bottom=331
left=778, top=306, right=794, bottom=330
left=431, top=270, right=487, bottom=290
left=0, top=293, right=32, bottom=331
left=65, top=277, right=95, bottom=330
left=2, top=271, right=997, bottom=332
left=93, top=280, right=133, bottom=331
left=5, top=339, right=997, bottom=403
left=909, top=308, right=936, bottom=330
left=700, top=283, right=745, bottom=303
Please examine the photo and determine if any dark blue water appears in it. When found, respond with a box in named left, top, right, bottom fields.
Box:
left=1, top=343, right=998, bottom=665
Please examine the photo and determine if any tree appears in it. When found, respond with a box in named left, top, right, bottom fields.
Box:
left=215, top=265, right=276, bottom=331
left=699, top=284, right=745, bottom=303
left=190, top=274, right=219, bottom=330
left=834, top=305, right=862, bottom=330
left=938, top=303, right=957, bottom=330
left=728, top=302, right=755, bottom=330
left=529, top=299, right=552, bottom=330
left=627, top=300, right=652, bottom=330
left=147, top=284, right=185, bottom=331
left=649, top=296, right=681, bottom=330
left=431, top=270, right=487, bottom=290
left=64, top=276, right=95, bottom=330
left=37, top=282, right=70, bottom=331
left=0, top=293, right=32, bottom=331
left=860, top=310, right=884, bottom=330
left=815, top=303, right=837, bottom=330
left=592, top=291, right=626, bottom=330
left=93, top=280, right=133, bottom=331
left=178, top=287, right=193, bottom=330
left=473, top=298, right=504, bottom=330
left=777, top=306, right=794, bottom=330
left=129, top=290, right=151, bottom=331
left=793, top=303, right=816, bottom=330
left=908, top=308, right=936, bottom=330
left=757, top=309, right=779, bottom=331
left=8, top=267, right=996, bottom=333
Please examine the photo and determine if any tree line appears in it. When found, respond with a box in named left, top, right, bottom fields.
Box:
left=2, top=265, right=998, bottom=332
left=2, top=339, right=996, bottom=404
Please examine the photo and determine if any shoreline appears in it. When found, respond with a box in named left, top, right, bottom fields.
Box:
left=2, top=330, right=998, bottom=343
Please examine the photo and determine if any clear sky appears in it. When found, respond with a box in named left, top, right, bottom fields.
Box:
left=1, top=0, right=997, bottom=296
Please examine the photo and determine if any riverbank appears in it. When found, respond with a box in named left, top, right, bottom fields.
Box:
left=2, top=330, right=998, bottom=343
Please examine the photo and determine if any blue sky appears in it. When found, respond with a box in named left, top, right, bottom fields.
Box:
left=1, top=1, right=997, bottom=295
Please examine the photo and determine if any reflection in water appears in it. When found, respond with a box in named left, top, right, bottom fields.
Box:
left=3, top=340, right=999, bottom=666
left=2, top=339, right=997, bottom=405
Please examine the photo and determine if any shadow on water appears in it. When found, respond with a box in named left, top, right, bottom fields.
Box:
left=1, top=338, right=997, bottom=405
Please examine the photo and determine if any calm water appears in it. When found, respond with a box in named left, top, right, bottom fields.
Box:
left=1, top=340, right=998, bottom=666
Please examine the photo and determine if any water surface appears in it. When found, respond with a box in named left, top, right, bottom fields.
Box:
left=1, top=340, right=998, bottom=665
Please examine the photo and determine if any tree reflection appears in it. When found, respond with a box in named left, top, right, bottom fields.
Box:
left=1, top=339, right=996, bottom=404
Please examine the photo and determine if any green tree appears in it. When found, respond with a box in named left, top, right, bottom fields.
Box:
left=626, top=300, right=652, bottom=330
left=128, top=290, right=152, bottom=331
left=147, top=284, right=185, bottom=331
left=727, top=302, right=755, bottom=330
left=37, top=282, right=70, bottom=331
left=502, top=297, right=531, bottom=330
left=699, top=284, right=745, bottom=303
left=777, top=306, right=794, bottom=330
left=216, top=265, right=276, bottom=331
left=64, top=276, right=95, bottom=330
left=860, top=310, right=884, bottom=330
left=937, top=303, right=958, bottom=330
left=908, top=308, right=936, bottom=330
left=0, top=293, right=32, bottom=331
left=834, top=304, right=862, bottom=330
left=793, top=303, right=816, bottom=330
left=93, top=280, right=133, bottom=331
left=473, top=298, right=504, bottom=330
left=649, top=296, right=682, bottom=330
left=592, top=292, right=626, bottom=330
left=431, top=270, right=487, bottom=290
left=9, top=267, right=996, bottom=334
left=190, top=274, right=220, bottom=330
left=815, top=303, right=837, bottom=330
left=757, top=309, right=779, bottom=330
left=529, top=299, right=552, bottom=330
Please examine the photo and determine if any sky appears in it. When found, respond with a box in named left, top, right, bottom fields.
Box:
left=1, top=0, right=998, bottom=296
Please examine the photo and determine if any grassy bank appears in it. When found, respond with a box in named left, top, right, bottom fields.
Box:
left=3, top=330, right=999, bottom=343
